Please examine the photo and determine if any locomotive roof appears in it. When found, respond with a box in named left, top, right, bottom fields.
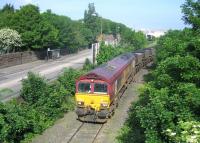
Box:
left=79, top=52, right=135, bottom=84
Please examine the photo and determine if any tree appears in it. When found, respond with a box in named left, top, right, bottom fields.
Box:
left=14, top=4, right=42, bottom=50
left=153, top=55, right=200, bottom=89
left=121, top=29, right=147, bottom=49
left=42, top=11, right=85, bottom=51
left=38, top=19, right=59, bottom=49
left=1, top=3, right=14, bottom=13
left=0, top=4, right=15, bottom=29
left=96, top=44, right=119, bottom=65
left=182, top=0, right=200, bottom=31
left=74, top=21, right=93, bottom=47
left=84, top=3, right=99, bottom=42
left=0, top=28, right=22, bottom=54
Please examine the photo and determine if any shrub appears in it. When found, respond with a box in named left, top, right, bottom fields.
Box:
left=58, top=68, right=84, bottom=96
left=0, top=101, right=45, bottom=143
left=117, top=29, right=200, bottom=143
left=96, top=44, right=135, bottom=65
left=20, top=72, right=48, bottom=105
left=83, top=58, right=94, bottom=71
left=0, top=28, right=22, bottom=54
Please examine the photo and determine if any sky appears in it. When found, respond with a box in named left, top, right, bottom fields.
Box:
left=0, top=0, right=186, bottom=30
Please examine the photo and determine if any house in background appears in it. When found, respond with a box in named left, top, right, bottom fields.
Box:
left=97, top=34, right=120, bottom=46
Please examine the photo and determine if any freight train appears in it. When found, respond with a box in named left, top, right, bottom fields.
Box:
left=75, top=48, right=155, bottom=123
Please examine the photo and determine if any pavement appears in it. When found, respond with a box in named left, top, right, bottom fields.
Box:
left=0, top=49, right=92, bottom=102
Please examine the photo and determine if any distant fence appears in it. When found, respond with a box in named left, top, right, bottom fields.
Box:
left=0, top=48, right=87, bottom=69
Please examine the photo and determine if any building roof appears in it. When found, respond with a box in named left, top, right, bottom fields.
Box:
left=103, top=35, right=115, bottom=42
left=97, top=34, right=116, bottom=42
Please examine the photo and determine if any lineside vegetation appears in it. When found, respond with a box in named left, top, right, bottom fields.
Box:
left=0, top=2, right=149, bottom=143
left=0, top=42, right=147, bottom=142
left=117, top=0, right=200, bottom=142
left=0, top=69, right=83, bottom=143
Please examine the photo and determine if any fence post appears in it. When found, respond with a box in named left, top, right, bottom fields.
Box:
left=21, top=52, right=23, bottom=64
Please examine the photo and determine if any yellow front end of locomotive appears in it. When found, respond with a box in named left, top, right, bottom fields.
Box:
left=75, top=93, right=110, bottom=111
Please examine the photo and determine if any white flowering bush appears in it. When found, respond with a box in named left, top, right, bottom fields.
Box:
left=0, top=28, right=22, bottom=54
left=165, top=121, right=200, bottom=143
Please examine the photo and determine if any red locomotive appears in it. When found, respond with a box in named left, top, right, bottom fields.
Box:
left=75, top=48, right=155, bottom=123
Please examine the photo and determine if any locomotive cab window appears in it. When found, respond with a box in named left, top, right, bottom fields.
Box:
left=78, top=82, right=91, bottom=93
left=94, top=83, right=108, bottom=94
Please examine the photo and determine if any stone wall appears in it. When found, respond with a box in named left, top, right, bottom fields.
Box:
left=0, top=50, right=46, bottom=69
left=0, top=48, right=87, bottom=69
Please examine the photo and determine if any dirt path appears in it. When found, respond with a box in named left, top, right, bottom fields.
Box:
left=31, top=69, right=148, bottom=143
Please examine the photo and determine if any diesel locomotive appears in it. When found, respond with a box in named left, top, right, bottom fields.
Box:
left=75, top=48, right=155, bottom=123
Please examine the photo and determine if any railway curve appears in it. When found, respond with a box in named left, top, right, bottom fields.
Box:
left=31, top=67, right=150, bottom=143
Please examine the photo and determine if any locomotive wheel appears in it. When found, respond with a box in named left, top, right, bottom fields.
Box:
left=111, top=110, right=115, bottom=116
left=108, top=109, right=115, bottom=118
left=116, top=102, right=119, bottom=108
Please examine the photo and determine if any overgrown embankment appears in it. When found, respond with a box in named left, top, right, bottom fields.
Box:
left=117, top=28, right=200, bottom=143
left=0, top=68, right=84, bottom=143
left=0, top=33, right=148, bottom=142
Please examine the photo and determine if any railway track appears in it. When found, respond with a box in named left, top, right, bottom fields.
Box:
left=31, top=68, right=149, bottom=143
left=65, top=76, right=136, bottom=143
left=65, top=68, right=141, bottom=143
left=67, top=122, right=104, bottom=143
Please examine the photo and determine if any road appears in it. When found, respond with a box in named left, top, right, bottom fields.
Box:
left=0, top=49, right=92, bottom=102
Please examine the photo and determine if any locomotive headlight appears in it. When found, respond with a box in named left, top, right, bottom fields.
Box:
left=77, top=101, right=84, bottom=106
left=101, top=102, right=108, bottom=108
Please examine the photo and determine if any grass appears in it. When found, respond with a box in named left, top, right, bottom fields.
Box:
left=0, top=88, right=13, bottom=94
left=0, top=88, right=13, bottom=99
left=145, top=40, right=157, bottom=48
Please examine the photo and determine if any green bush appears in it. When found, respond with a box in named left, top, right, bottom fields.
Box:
left=0, top=101, right=47, bottom=143
left=152, top=55, right=200, bottom=88
left=20, top=72, right=48, bottom=104
left=0, top=68, right=85, bottom=142
left=117, top=28, right=200, bottom=143
left=96, top=43, right=135, bottom=65
left=165, top=121, right=200, bottom=143
left=58, top=68, right=84, bottom=96
left=83, top=58, right=94, bottom=71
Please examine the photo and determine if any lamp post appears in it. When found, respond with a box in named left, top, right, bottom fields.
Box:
left=92, top=13, right=103, bottom=41
left=98, top=15, right=103, bottom=41
left=91, top=13, right=98, bottom=65
left=100, top=16, right=102, bottom=39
